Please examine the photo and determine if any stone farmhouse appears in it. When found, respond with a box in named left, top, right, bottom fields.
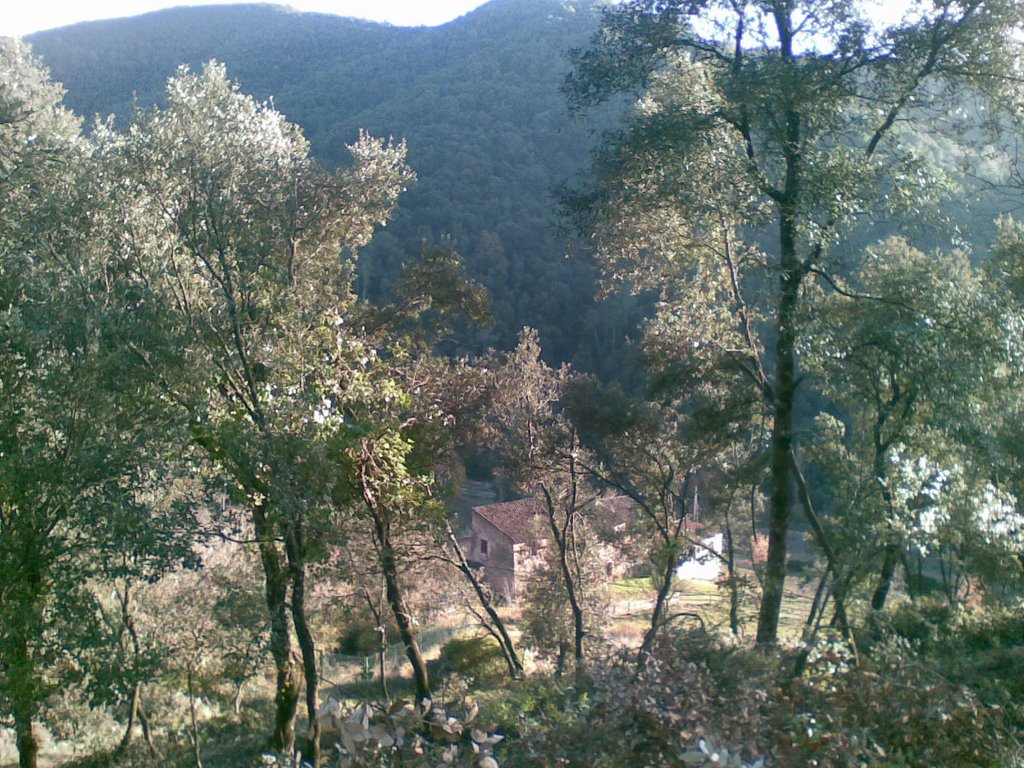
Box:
left=459, top=495, right=634, bottom=601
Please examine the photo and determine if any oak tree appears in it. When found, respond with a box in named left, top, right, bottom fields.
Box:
left=567, top=0, right=1024, bottom=642
left=100, top=61, right=412, bottom=759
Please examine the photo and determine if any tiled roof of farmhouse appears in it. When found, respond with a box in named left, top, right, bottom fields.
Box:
left=473, top=495, right=632, bottom=543
left=473, top=497, right=546, bottom=544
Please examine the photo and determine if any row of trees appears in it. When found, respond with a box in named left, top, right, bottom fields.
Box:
left=0, top=42, right=504, bottom=768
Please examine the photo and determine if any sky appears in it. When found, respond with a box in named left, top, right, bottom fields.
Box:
left=0, top=0, right=921, bottom=45
left=1, top=0, right=491, bottom=38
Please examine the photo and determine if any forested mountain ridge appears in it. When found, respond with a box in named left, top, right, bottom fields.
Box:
left=27, top=0, right=639, bottom=369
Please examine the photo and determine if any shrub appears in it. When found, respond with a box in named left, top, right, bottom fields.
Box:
left=485, top=625, right=1020, bottom=768
left=435, top=635, right=509, bottom=688
left=786, top=558, right=813, bottom=575
left=953, top=603, right=1024, bottom=653
left=489, top=638, right=770, bottom=768
left=267, top=699, right=503, bottom=768
left=772, top=654, right=1007, bottom=767
left=337, top=623, right=386, bottom=658
left=871, top=597, right=953, bottom=651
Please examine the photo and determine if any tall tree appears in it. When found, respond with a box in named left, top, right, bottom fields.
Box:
left=100, top=61, right=412, bottom=758
left=566, top=379, right=746, bottom=664
left=344, top=246, right=492, bottom=704
left=75, top=464, right=201, bottom=756
left=566, top=0, right=1024, bottom=643
left=804, top=238, right=1014, bottom=611
left=0, top=40, right=179, bottom=768
left=486, top=331, right=601, bottom=683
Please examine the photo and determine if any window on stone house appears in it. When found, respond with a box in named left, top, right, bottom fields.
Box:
left=480, top=538, right=489, bottom=556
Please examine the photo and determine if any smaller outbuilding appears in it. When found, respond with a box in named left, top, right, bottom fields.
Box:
left=674, top=533, right=724, bottom=582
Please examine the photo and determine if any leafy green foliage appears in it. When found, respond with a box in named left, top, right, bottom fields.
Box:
left=5, top=4, right=1024, bottom=766
left=803, top=238, right=1020, bottom=606
left=0, top=39, right=200, bottom=767
left=485, top=330, right=611, bottom=676
left=480, top=624, right=1023, bottom=768
left=519, top=537, right=611, bottom=671
left=91, top=56, right=421, bottom=757
left=566, top=0, right=1024, bottom=643
left=436, top=636, right=508, bottom=689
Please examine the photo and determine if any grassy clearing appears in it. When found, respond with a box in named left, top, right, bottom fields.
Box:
left=609, top=576, right=655, bottom=595
left=607, top=567, right=818, bottom=641
left=46, top=707, right=270, bottom=768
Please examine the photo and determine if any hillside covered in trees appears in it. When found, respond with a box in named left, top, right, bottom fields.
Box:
left=4, top=1, right=1024, bottom=767
left=26, top=0, right=1014, bottom=372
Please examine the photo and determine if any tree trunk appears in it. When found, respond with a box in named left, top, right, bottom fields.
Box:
left=362, top=587, right=390, bottom=701
left=253, top=500, right=300, bottom=753
left=378, top=640, right=389, bottom=701
left=724, top=512, right=740, bottom=636
left=757, top=249, right=800, bottom=644
left=757, top=49, right=804, bottom=642
left=540, top=486, right=588, bottom=680
left=477, top=616, right=520, bottom=680
left=901, top=550, right=923, bottom=600
left=285, top=523, right=322, bottom=768
left=571, top=605, right=588, bottom=686
left=11, top=630, right=38, bottom=768
left=118, top=583, right=144, bottom=754
left=803, top=570, right=831, bottom=642
left=14, top=709, right=37, bottom=768
left=118, top=685, right=141, bottom=752
left=870, top=428, right=901, bottom=612
left=233, top=680, right=245, bottom=716
left=137, top=699, right=159, bottom=756
left=187, top=665, right=203, bottom=768
left=637, top=545, right=676, bottom=671
left=13, top=697, right=37, bottom=768
left=791, top=451, right=852, bottom=641
left=871, top=544, right=900, bottom=610
left=444, top=520, right=523, bottom=678
left=750, top=483, right=760, bottom=545
left=374, top=511, right=430, bottom=703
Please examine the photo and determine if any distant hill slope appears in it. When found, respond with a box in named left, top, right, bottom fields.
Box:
left=28, top=0, right=642, bottom=370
